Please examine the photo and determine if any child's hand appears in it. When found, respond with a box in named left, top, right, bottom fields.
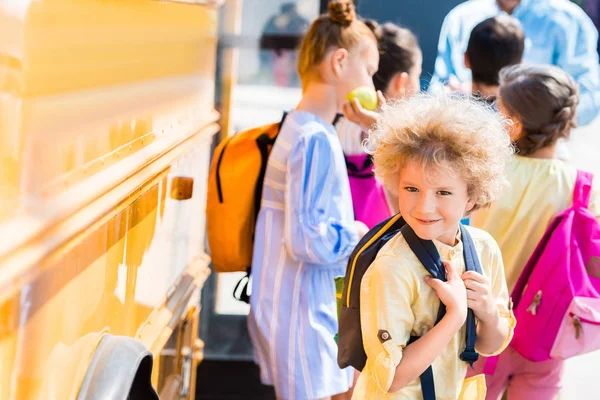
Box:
left=354, top=220, right=370, bottom=239
left=341, top=90, right=385, bottom=131
left=424, top=261, right=467, bottom=322
left=462, top=271, right=498, bottom=324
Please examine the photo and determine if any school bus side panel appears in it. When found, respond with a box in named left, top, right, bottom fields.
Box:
left=0, top=0, right=221, bottom=398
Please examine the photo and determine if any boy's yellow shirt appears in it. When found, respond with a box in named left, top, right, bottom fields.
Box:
left=352, top=226, right=515, bottom=400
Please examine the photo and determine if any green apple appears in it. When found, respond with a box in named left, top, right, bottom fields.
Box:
left=346, top=86, right=378, bottom=111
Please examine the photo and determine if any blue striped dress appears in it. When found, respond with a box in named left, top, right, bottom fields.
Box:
left=247, top=110, right=359, bottom=400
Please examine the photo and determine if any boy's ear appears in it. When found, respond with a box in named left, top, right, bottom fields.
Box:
left=330, top=47, right=349, bottom=78
left=465, top=199, right=476, bottom=213
left=464, top=52, right=471, bottom=70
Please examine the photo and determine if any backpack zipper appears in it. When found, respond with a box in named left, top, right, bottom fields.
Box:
left=573, top=315, right=583, bottom=339
left=569, top=312, right=600, bottom=340
left=527, top=290, right=542, bottom=316
left=215, top=138, right=231, bottom=203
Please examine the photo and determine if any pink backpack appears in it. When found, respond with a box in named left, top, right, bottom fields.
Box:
left=345, top=153, right=392, bottom=229
left=494, top=171, right=600, bottom=367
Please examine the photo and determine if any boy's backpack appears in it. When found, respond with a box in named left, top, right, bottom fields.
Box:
left=345, top=153, right=392, bottom=229
left=206, top=113, right=287, bottom=300
left=488, top=171, right=600, bottom=368
left=337, top=214, right=481, bottom=400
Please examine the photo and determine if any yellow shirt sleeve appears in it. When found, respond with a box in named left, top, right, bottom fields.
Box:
left=475, top=238, right=516, bottom=357
left=360, top=254, right=417, bottom=393
left=588, top=181, right=600, bottom=221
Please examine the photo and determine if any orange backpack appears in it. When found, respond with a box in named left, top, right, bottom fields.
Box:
left=206, top=113, right=287, bottom=280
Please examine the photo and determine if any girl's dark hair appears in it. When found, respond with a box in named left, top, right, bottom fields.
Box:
left=363, top=20, right=421, bottom=93
left=499, top=64, right=579, bottom=156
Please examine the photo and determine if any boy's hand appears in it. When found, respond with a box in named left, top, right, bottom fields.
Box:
left=424, top=261, right=467, bottom=322
left=462, top=271, right=498, bottom=324
left=341, top=90, right=385, bottom=131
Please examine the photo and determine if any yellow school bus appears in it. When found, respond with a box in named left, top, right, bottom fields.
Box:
left=0, top=0, right=222, bottom=398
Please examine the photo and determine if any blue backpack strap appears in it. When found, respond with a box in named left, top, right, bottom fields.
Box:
left=401, top=224, right=482, bottom=399
left=401, top=224, right=447, bottom=323
left=459, top=224, right=481, bottom=366
left=401, top=224, right=445, bottom=400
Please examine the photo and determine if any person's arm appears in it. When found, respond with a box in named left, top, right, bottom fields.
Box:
left=359, top=254, right=416, bottom=393
left=389, top=310, right=465, bottom=392
left=429, top=13, right=457, bottom=92
left=463, top=239, right=515, bottom=356
left=284, top=131, right=359, bottom=264
left=463, top=271, right=511, bottom=355
left=554, top=12, right=600, bottom=126
left=389, top=261, right=468, bottom=392
left=360, top=256, right=468, bottom=393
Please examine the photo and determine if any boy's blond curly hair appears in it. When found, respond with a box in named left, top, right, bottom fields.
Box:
left=366, top=94, right=514, bottom=212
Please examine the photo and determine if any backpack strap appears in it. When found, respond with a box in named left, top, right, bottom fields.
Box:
left=458, top=225, right=481, bottom=366
left=401, top=224, right=446, bottom=400
left=401, top=224, right=481, bottom=400
left=254, top=111, right=288, bottom=217
left=574, top=170, right=593, bottom=209
left=233, top=271, right=251, bottom=304
left=401, top=224, right=447, bottom=323
left=344, top=154, right=374, bottom=178
left=234, top=111, right=289, bottom=305
left=511, top=170, right=594, bottom=308
left=332, top=112, right=344, bottom=126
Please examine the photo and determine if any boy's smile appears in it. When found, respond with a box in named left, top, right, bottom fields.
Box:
left=414, top=217, right=442, bottom=225
left=398, top=159, right=474, bottom=246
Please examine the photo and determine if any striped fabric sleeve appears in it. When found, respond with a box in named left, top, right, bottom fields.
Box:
left=553, top=10, right=600, bottom=126
left=284, top=131, right=358, bottom=265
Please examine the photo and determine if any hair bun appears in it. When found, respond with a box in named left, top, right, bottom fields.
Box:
left=328, top=0, right=355, bottom=27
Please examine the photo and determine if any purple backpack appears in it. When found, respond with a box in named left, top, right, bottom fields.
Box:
left=345, top=153, right=392, bottom=229
left=487, top=171, right=600, bottom=372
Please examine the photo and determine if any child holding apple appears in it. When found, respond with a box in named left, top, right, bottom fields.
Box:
left=246, top=1, right=377, bottom=399
left=337, top=20, right=423, bottom=228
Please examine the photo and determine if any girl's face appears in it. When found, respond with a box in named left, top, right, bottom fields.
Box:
left=397, top=159, right=474, bottom=246
left=497, top=96, right=523, bottom=142
left=330, top=37, right=379, bottom=106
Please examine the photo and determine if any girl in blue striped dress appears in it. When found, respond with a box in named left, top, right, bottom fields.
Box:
left=246, top=1, right=378, bottom=399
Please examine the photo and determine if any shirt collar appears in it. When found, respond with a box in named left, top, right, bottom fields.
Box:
left=512, top=0, right=531, bottom=17
left=433, top=229, right=463, bottom=261
left=495, top=0, right=532, bottom=17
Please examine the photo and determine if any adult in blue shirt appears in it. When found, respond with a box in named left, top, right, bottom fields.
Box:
left=431, top=0, right=600, bottom=125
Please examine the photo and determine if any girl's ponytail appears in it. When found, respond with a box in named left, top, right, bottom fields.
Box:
left=499, top=64, right=579, bottom=156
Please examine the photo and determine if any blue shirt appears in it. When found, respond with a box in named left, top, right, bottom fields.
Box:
left=431, top=0, right=600, bottom=125
left=247, top=110, right=356, bottom=399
